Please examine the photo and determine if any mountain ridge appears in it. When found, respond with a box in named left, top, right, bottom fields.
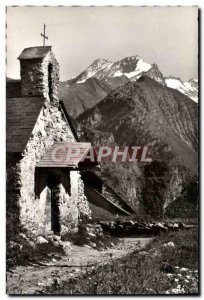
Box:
left=77, top=75, right=198, bottom=214
left=60, top=55, right=198, bottom=118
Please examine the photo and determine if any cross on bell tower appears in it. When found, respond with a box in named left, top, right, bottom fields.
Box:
left=41, top=24, right=48, bottom=46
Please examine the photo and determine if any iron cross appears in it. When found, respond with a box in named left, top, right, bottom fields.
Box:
left=41, top=24, right=48, bottom=46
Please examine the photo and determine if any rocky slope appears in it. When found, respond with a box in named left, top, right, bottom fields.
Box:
left=144, top=64, right=166, bottom=86
left=77, top=76, right=198, bottom=215
left=59, top=78, right=111, bottom=118
left=78, top=76, right=197, bottom=155
left=59, top=76, right=130, bottom=118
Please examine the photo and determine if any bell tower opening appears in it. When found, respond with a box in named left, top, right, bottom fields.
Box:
left=48, top=63, right=53, bottom=101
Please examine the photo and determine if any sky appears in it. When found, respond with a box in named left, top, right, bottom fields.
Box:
left=6, top=6, right=198, bottom=81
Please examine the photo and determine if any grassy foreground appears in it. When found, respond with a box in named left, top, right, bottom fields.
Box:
left=46, top=227, right=199, bottom=295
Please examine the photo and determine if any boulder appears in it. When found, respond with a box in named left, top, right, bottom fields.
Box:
left=53, top=235, right=61, bottom=241
left=52, top=241, right=60, bottom=247
left=163, top=241, right=175, bottom=248
left=157, top=222, right=168, bottom=232
left=138, top=251, right=150, bottom=256
left=36, top=236, right=48, bottom=244
left=164, top=223, right=174, bottom=230
left=172, top=223, right=179, bottom=231
left=84, top=244, right=92, bottom=249
left=18, top=233, right=27, bottom=240
left=61, top=241, right=71, bottom=251
left=87, top=232, right=96, bottom=238
left=89, top=242, right=96, bottom=249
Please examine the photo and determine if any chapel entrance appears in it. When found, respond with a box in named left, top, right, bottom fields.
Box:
left=47, top=169, right=61, bottom=235
left=35, top=166, right=71, bottom=235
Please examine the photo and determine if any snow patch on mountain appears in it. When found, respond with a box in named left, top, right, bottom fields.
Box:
left=127, top=59, right=151, bottom=78
left=113, top=58, right=151, bottom=79
left=114, top=70, right=123, bottom=77
left=75, top=59, right=113, bottom=83
left=165, top=77, right=198, bottom=103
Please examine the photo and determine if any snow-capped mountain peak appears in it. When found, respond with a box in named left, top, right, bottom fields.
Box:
left=112, top=56, right=152, bottom=79
left=71, top=55, right=154, bottom=84
left=69, top=56, right=198, bottom=103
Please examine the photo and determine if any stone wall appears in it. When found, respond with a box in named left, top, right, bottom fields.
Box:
left=10, top=49, right=91, bottom=238
left=6, top=154, right=22, bottom=240
left=20, top=51, right=59, bottom=104
left=17, top=102, right=91, bottom=237
left=56, top=172, right=91, bottom=235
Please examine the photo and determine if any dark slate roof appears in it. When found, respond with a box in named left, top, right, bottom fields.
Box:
left=59, top=101, right=80, bottom=142
left=18, top=46, right=52, bottom=60
left=7, top=97, right=44, bottom=152
left=6, top=79, right=21, bottom=98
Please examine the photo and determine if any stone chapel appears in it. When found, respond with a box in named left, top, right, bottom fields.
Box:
left=6, top=46, right=133, bottom=240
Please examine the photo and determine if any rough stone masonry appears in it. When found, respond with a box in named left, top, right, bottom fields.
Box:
left=7, top=46, right=91, bottom=240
